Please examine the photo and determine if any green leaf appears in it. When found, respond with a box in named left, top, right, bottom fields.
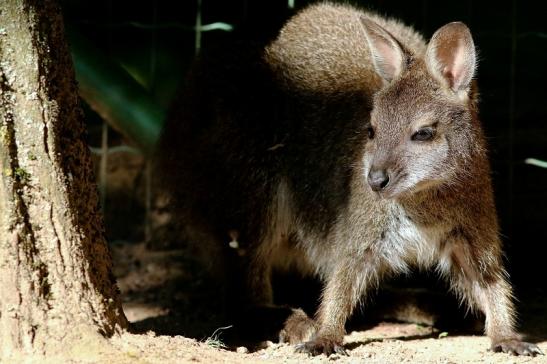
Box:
left=67, top=28, right=166, bottom=155
left=525, top=158, right=547, bottom=168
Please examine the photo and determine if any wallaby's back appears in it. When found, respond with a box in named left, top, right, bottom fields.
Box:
left=264, top=3, right=426, bottom=95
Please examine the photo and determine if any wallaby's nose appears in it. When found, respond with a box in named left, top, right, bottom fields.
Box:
left=368, top=169, right=390, bottom=192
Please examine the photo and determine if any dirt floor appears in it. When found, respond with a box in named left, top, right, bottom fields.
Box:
left=106, top=241, right=547, bottom=364
left=109, top=325, right=546, bottom=364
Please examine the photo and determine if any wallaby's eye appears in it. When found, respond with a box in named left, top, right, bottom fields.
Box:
left=367, top=126, right=375, bottom=139
left=411, top=127, right=435, bottom=141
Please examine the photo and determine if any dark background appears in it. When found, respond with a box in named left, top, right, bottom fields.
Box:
left=60, top=0, right=546, bottom=316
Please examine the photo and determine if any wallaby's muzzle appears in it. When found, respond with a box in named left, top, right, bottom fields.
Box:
left=368, top=168, right=390, bottom=192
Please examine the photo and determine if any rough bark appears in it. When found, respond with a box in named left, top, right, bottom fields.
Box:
left=0, top=0, right=127, bottom=359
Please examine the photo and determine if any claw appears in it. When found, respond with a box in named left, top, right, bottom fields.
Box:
left=294, top=342, right=312, bottom=355
left=491, top=339, right=543, bottom=356
left=294, top=338, right=348, bottom=357
left=334, top=345, right=349, bottom=356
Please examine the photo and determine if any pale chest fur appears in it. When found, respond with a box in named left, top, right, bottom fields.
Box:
left=298, top=198, right=456, bottom=279
left=373, top=203, right=451, bottom=273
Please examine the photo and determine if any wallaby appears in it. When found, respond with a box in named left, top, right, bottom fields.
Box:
left=157, top=2, right=543, bottom=357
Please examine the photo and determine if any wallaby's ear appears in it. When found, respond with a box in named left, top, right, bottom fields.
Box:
left=361, top=17, right=406, bottom=83
left=426, top=22, right=476, bottom=93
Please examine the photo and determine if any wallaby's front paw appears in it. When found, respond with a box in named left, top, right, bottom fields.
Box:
left=278, top=308, right=317, bottom=344
left=491, top=339, right=544, bottom=356
left=295, top=336, right=348, bottom=356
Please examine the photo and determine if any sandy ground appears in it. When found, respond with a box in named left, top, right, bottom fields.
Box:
left=107, top=241, right=547, bottom=364
left=108, top=325, right=546, bottom=364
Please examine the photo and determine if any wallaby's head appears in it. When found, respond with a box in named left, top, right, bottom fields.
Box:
left=361, top=19, right=480, bottom=198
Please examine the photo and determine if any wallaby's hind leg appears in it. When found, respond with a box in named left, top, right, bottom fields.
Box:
left=278, top=308, right=318, bottom=344
left=238, top=178, right=319, bottom=344
left=242, top=249, right=318, bottom=344
left=240, top=236, right=316, bottom=344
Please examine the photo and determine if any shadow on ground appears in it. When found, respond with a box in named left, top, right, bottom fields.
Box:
left=111, top=240, right=547, bottom=353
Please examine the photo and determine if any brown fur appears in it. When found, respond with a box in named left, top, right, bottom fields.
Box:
left=157, top=2, right=542, bottom=357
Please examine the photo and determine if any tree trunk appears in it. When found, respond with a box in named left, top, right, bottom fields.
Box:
left=0, top=0, right=127, bottom=359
